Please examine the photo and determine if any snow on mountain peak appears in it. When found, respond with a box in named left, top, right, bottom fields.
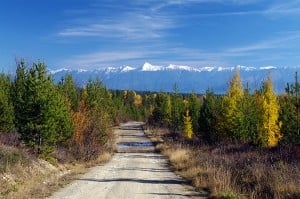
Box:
left=104, top=67, right=118, bottom=73
left=49, top=68, right=71, bottom=74
left=121, top=66, right=136, bottom=72
left=259, top=66, right=277, bottom=70
left=50, top=63, right=283, bottom=76
left=217, top=66, right=233, bottom=71
left=141, top=62, right=205, bottom=72
left=236, top=65, right=256, bottom=71
left=78, top=69, right=88, bottom=72
left=200, top=66, right=215, bottom=72
left=141, top=62, right=163, bottom=71
left=166, top=64, right=201, bottom=72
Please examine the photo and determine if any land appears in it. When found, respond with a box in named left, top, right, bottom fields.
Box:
left=49, top=122, right=206, bottom=199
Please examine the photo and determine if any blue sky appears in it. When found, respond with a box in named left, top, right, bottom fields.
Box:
left=0, top=0, right=300, bottom=72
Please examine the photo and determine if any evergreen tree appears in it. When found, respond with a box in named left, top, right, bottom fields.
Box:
left=85, top=79, right=113, bottom=144
left=187, top=93, right=201, bottom=133
left=0, top=73, right=14, bottom=133
left=170, top=84, right=184, bottom=133
left=121, top=90, right=144, bottom=120
left=198, top=89, right=223, bottom=143
left=234, top=85, right=260, bottom=142
left=279, top=72, right=300, bottom=145
left=13, top=61, right=73, bottom=156
left=151, top=93, right=171, bottom=127
left=111, top=90, right=129, bottom=124
left=12, top=60, right=27, bottom=134
left=58, top=74, right=79, bottom=111
left=279, top=94, right=296, bottom=145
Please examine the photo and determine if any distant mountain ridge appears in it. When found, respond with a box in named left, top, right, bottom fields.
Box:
left=51, top=62, right=299, bottom=94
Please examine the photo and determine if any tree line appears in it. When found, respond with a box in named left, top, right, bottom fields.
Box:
left=147, top=70, right=300, bottom=148
left=0, top=60, right=145, bottom=160
left=0, top=60, right=299, bottom=161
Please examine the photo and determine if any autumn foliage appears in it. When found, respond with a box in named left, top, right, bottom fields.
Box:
left=183, top=110, right=193, bottom=139
left=259, top=75, right=282, bottom=147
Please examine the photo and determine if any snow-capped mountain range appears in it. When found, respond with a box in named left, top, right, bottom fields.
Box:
left=50, top=62, right=299, bottom=94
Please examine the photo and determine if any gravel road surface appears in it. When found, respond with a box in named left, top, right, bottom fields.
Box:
left=49, top=122, right=206, bottom=199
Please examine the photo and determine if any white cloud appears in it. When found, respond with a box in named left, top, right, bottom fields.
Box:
left=59, top=0, right=268, bottom=41
left=59, top=44, right=249, bottom=69
left=56, top=0, right=300, bottom=69
left=58, top=0, right=300, bottom=42
left=265, top=1, right=300, bottom=15
left=58, top=7, right=175, bottom=40
left=61, top=51, right=150, bottom=68
left=227, top=32, right=300, bottom=53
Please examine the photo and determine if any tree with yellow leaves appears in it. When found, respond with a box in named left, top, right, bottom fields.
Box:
left=134, top=94, right=142, bottom=107
left=256, top=75, right=282, bottom=147
left=223, top=69, right=244, bottom=140
left=183, top=110, right=193, bottom=139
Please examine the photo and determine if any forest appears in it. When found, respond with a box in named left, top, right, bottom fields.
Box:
left=0, top=60, right=299, bottom=198
left=2, top=60, right=300, bottom=153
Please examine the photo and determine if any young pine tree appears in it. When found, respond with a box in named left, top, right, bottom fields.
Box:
left=234, top=85, right=260, bottom=143
left=151, top=93, right=171, bottom=127
left=57, top=74, right=79, bottom=111
left=85, top=80, right=113, bottom=153
left=198, top=89, right=223, bottom=143
left=187, top=93, right=201, bottom=133
left=279, top=72, right=300, bottom=145
left=170, top=85, right=184, bottom=133
left=13, top=61, right=73, bottom=156
left=0, top=73, right=14, bottom=133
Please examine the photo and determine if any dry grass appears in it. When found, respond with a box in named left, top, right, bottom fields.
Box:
left=3, top=162, right=86, bottom=199
left=145, top=126, right=166, bottom=143
left=0, top=145, right=112, bottom=199
left=159, top=144, right=191, bottom=171
left=0, top=127, right=115, bottom=198
left=146, top=127, right=300, bottom=199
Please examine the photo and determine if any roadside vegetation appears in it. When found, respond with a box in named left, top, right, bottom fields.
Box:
left=146, top=128, right=299, bottom=199
left=0, top=59, right=299, bottom=198
left=145, top=70, right=300, bottom=198
left=0, top=60, right=145, bottom=198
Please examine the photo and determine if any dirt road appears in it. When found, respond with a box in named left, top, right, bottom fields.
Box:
left=49, top=122, right=206, bottom=199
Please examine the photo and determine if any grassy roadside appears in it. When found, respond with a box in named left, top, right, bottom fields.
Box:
left=0, top=143, right=113, bottom=199
left=145, top=127, right=300, bottom=199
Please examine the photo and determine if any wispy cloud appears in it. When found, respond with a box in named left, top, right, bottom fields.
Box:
left=59, top=36, right=300, bottom=69
left=61, top=50, right=150, bottom=68
left=58, top=13, right=174, bottom=40
left=228, top=32, right=300, bottom=53
left=58, top=0, right=176, bottom=41
left=58, top=0, right=264, bottom=40
left=56, top=0, right=300, bottom=69
left=163, top=0, right=300, bottom=17
left=265, top=1, right=300, bottom=15
left=60, top=44, right=250, bottom=69
left=58, top=0, right=300, bottom=41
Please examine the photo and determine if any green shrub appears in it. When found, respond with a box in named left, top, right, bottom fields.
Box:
left=217, top=192, right=240, bottom=199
